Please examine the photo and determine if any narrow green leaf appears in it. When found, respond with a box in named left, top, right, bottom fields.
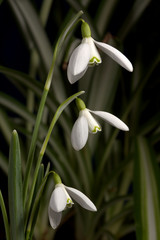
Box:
left=0, top=152, right=8, bottom=175
left=8, top=130, right=25, bottom=240
left=0, top=191, right=10, bottom=240
left=8, top=0, right=52, bottom=73
left=134, top=137, right=160, bottom=240
left=94, top=0, right=119, bottom=37
left=26, top=164, right=44, bottom=238
left=0, top=107, right=13, bottom=144
left=23, top=10, right=84, bottom=206
left=118, top=0, right=152, bottom=41
left=26, top=170, right=51, bottom=240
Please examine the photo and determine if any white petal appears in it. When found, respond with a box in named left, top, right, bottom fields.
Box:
left=67, top=42, right=90, bottom=83
left=83, top=108, right=101, bottom=133
left=48, top=206, right=62, bottom=229
left=67, top=64, right=88, bottom=84
left=90, top=110, right=129, bottom=131
left=82, top=37, right=102, bottom=66
left=93, top=39, right=133, bottom=72
left=65, top=186, right=97, bottom=211
left=71, top=114, right=88, bottom=151
left=49, top=185, right=67, bottom=212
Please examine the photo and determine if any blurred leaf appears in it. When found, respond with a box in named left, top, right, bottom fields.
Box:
left=134, top=137, right=160, bottom=240
left=26, top=164, right=45, bottom=239
left=8, top=0, right=52, bottom=73
left=0, top=191, right=10, bottom=240
left=7, top=0, right=33, bottom=50
left=0, top=152, right=8, bottom=175
left=23, top=9, right=84, bottom=206
left=8, top=130, right=25, bottom=240
left=94, top=0, right=119, bottom=37
left=0, top=108, right=13, bottom=144
left=118, top=0, right=152, bottom=40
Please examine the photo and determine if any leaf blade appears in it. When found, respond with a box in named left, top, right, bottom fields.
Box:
left=134, top=137, right=160, bottom=240
left=8, top=130, right=25, bottom=240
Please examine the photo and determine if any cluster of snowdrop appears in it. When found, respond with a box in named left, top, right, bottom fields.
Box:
left=48, top=19, right=133, bottom=229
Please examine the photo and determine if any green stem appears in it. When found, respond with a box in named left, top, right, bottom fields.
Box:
left=23, top=10, right=84, bottom=206
left=25, top=91, right=84, bottom=229
left=23, top=87, right=49, bottom=205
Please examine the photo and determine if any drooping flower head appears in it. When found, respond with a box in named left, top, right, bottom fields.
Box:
left=71, top=98, right=129, bottom=151
left=67, top=21, right=133, bottom=84
left=48, top=172, right=97, bottom=229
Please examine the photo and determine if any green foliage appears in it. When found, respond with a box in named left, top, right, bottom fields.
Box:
left=0, top=0, right=160, bottom=239
left=8, top=130, right=25, bottom=240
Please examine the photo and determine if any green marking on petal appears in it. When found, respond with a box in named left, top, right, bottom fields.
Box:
left=67, top=198, right=73, bottom=208
left=89, top=57, right=101, bottom=65
left=92, top=126, right=101, bottom=133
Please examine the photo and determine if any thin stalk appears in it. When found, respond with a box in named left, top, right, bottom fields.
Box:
left=23, top=86, right=49, bottom=206
left=23, top=10, right=84, bottom=206
left=25, top=91, right=84, bottom=228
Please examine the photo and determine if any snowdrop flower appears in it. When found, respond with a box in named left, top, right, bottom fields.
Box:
left=48, top=172, right=97, bottom=229
left=67, top=21, right=133, bottom=84
left=71, top=98, right=129, bottom=151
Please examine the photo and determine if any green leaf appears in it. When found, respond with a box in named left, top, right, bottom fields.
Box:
left=8, top=0, right=52, bottom=73
left=26, top=167, right=51, bottom=240
left=94, top=0, right=119, bottom=37
left=118, top=0, right=152, bottom=41
left=26, top=164, right=44, bottom=238
left=23, top=10, right=84, bottom=206
left=8, top=130, right=25, bottom=240
left=0, top=152, right=8, bottom=175
left=0, top=191, right=10, bottom=240
left=134, top=137, right=160, bottom=240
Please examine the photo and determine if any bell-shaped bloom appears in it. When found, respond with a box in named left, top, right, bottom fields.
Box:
left=48, top=183, right=97, bottom=229
left=71, top=108, right=129, bottom=151
left=67, top=36, right=133, bottom=84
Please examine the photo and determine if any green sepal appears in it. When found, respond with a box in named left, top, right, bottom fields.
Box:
left=8, top=130, right=25, bottom=240
left=76, top=97, right=86, bottom=111
left=81, top=21, right=91, bottom=38
left=53, top=172, right=62, bottom=185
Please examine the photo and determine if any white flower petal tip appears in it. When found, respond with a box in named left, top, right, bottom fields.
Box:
left=67, top=43, right=90, bottom=84
left=48, top=207, right=62, bottom=229
left=67, top=66, right=88, bottom=84
left=93, top=39, right=133, bottom=72
left=90, top=110, right=129, bottom=131
left=65, top=186, right=97, bottom=212
left=71, top=115, right=88, bottom=151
